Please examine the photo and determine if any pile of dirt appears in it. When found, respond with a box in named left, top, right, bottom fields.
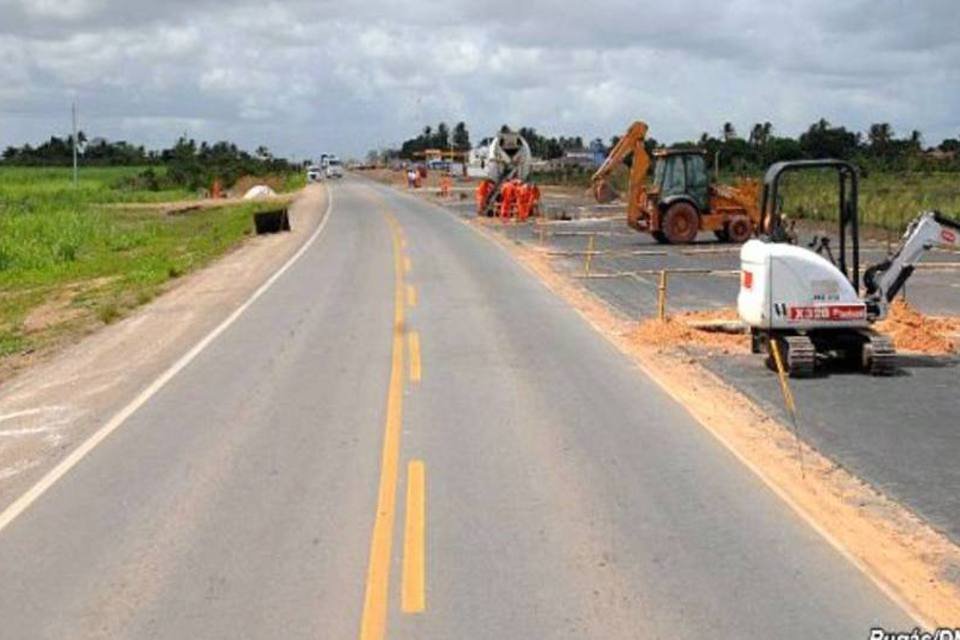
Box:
left=631, top=308, right=748, bottom=355
left=876, top=299, right=960, bottom=354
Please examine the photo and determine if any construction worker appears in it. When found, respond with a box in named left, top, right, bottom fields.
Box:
left=516, top=182, right=540, bottom=221
left=476, top=179, right=494, bottom=216
left=499, top=179, right=520, bottom=220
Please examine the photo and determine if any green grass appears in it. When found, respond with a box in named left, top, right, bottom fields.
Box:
left=777, top=171, right=960, bottom=232
left=0, top=165, right=302, bottom=373
left=0, top=166, right=191, bottom=204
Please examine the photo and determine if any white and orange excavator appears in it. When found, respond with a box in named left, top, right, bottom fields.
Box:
left=738, top=159, right=960, bottom=376
left=592, top=121, right=761, bottom=244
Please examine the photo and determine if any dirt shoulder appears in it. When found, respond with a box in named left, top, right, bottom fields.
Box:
left=0, top=184, right=329, bottom=509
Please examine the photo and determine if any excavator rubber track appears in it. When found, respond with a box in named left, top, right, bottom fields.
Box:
left=863, top=334, right=897, bottom=376
left=783, top=335, right=816, bottom=378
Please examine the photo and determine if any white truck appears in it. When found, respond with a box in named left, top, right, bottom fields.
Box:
left=324, top=158, right=343, bottom=179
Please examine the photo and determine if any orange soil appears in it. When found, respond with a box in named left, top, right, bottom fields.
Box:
left=632, top=301, right=960, bottom=357
left=877, top=299, right=960, bottom=354
left=633, top=309, right=748, bottom=354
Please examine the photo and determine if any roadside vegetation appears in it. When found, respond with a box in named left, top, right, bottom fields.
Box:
left=0, top=157, right=305, bottom=379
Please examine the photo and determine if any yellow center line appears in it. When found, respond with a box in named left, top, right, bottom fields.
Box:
left=358, top=213, right=406, bottom=640
left=403, top=256, right=412, bottom=274
left=401, top=460, right=426, bottom=614
left=406, top=284, right=417, bottom=308
left=408, top=332, right=422, bottom=383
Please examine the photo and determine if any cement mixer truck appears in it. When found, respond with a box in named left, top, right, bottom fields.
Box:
left=476, top=130, right=537, bottom=218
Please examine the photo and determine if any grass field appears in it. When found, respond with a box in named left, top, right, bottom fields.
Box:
left=778, top=170, right=960, bottom=232
left=531, top=167, right=960, bottom=231
left=0, top=166, right=303, bottom=376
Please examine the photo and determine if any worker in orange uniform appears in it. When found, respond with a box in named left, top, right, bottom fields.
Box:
left=499, top=179, right=519, bottom=220
left=476, top=179, right=494, bottom=216
left=516, top=182, right=541, bottom=221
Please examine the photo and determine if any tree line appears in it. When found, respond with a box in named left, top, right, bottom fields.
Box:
left=381, top=119, right=960, bottom=172
left=678, top=120, right=956, bottom=173
left=2, top=134, right=297, bottom=190
left=393, top=122, right=471, bottom=159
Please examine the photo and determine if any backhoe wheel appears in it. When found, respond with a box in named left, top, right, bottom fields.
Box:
left=662, top=202, right=699, bottom=244
left=725, top=217, right=752, bottom=243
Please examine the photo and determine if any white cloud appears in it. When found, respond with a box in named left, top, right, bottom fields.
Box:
left=0, top=0, right=958, bottom=159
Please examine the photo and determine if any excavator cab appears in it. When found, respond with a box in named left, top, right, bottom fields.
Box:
left=759, top=159, right=861, bottom=291
left=651, top=150, right=710, bottom=212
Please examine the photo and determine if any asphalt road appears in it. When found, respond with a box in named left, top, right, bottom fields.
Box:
left=468, top=201, right=960, bottom=545
left=0, top=177, right=911, bottom=638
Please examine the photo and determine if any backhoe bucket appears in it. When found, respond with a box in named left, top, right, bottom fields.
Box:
left=592, top=180, right=618, bottom=204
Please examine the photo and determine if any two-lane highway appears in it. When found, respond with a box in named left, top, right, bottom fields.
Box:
left=0, top=177, right=911, bottom=638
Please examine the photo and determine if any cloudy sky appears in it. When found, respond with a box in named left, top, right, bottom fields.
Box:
left=1, top=0, right=957, bottom=159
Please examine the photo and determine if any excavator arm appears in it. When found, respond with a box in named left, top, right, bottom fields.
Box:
left=591, top=121, right=651, bottom=230
left=864, top=210, right=960, bottom=314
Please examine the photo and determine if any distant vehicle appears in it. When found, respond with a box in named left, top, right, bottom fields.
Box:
left=306, top=165, right=323, bottom=182
left=325, top=159, right=344, bottom=179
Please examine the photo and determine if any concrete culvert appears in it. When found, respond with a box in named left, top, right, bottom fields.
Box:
left=253, top=208, right=290, bottom=234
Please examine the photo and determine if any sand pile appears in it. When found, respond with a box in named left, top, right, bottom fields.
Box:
left=233, top=175, right=284, bottom=195
left=631, top=308, right=748, bottom=354
left=242, top=185, right=277, bottom=200
left=876, top=299, right=960, bottom=354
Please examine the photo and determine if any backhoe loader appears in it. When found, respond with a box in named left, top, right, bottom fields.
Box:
left=592, top=121, right=761, bottom=244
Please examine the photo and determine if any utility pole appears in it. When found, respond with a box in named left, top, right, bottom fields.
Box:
left=72, top=99, right=79, bottom=187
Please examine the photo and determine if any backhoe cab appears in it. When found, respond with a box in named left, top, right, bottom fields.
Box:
left=592, top=121, right=760, bottom=244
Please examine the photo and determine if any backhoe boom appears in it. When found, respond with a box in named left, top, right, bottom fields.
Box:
left=591, top=121, right=651, bottom=231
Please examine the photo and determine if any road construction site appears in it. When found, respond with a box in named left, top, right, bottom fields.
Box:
left=399, top=180, right=960, bottom=553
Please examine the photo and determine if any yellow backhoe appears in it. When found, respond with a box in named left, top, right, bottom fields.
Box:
left=592, top=121, right=761, bottom=244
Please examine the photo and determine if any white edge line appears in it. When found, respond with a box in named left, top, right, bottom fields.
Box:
left=0, top=187, right=335, bottom=533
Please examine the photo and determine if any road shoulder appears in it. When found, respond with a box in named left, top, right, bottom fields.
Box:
left=0, top=185, right=329, bottom=513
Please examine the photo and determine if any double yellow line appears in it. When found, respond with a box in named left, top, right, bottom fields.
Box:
left=359, top=214, right=425, bottom=640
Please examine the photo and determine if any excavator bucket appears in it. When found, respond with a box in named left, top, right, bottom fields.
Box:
left=592, top=180, right=618, bottom=204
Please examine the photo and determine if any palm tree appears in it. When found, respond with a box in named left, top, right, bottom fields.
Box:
left=868, top=123, right=893, bottom=148
left=909, top=130, right=923, bottom=149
